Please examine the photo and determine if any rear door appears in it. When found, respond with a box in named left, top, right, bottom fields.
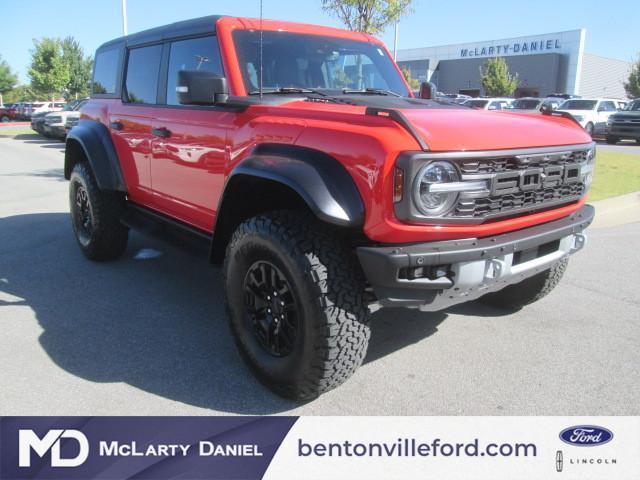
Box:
left=149, top=35, right=231, bottom=232
left=595, top=100, right=618, bottom=134
left=108, top=44, right=163, bottom=206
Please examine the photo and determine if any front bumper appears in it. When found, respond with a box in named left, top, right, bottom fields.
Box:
left=357, top=204, right=594, bottom=310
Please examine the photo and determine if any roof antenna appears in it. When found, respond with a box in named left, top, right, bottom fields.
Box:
left=259, top=0, right=264, bottom=99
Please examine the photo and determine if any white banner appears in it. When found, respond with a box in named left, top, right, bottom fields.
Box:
left=264, top=417, right=640, bottom=480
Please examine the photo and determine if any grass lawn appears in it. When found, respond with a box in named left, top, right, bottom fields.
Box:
left=0, top=128, right=38, bottom=137
left=590, top=150, right=640, bottom=201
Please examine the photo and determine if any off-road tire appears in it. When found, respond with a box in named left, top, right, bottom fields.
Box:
left=605, top=136, right=619, bottom=145
left=224, top=210, right=370, bottom=400
left=479, top=258, right=568, bottom=310
left=69, top=162, right=128, bottom=261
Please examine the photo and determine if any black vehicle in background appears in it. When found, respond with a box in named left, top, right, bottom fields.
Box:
left=606, top=99, right=640, bottom=144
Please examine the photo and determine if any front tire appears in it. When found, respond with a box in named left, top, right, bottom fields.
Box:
left=605, top=136, right=619, bottom=145
left=480, top=259, right=568, bottom=310
left=69, top=162, right=129, bottom=261
left=585, top=122, right=594, bottom=137
left=224, top=210, right=370, bottom=400
left=1, top=115, right=9, bottom=123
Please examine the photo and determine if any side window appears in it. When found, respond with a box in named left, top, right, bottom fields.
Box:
left=166, top=36, right=223, bottom=105
left=93, top=48, right=120, bottom=95
left=602, top=101, right=616, bottom=111
left=125, top=44, right=162, bottom=104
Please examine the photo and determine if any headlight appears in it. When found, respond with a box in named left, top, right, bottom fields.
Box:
left=413, top=161, right=460, bottom=216
left=607, top=117, right=614, bottom=126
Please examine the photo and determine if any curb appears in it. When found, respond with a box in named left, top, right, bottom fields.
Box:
left=590, top=191, right=640, bottom=229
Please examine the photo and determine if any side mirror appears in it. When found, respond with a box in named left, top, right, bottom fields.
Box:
left=419, top=81, right=437, bottom=100
left=176, top=70, right=228, bottom=105
left=540, top=104, right=553, bottom=114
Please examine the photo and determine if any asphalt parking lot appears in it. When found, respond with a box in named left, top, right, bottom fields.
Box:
left=1, top=132, right=639, bottom=415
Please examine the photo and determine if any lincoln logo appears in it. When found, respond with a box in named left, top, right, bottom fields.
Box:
left=559, top=426, right=613, bottom=447
left=18, top=429, right=89, bottom=467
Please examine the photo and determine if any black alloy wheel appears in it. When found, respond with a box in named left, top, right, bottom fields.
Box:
left=243, top=260, right=299, bottom=357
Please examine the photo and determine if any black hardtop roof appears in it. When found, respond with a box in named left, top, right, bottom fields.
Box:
left=96, top=15, right=223, bottom=51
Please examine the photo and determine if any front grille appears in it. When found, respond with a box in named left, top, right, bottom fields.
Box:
left=449, top=146, right=592, bottom=220
left=455, top=182, right=585, bottom=218
left=459, top=149, right=587, bottom=174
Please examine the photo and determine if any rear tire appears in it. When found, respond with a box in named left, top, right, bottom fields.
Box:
left=69, top=162, right=129, bottom=261
left=479, top=259, right=568, bottom=310
left=224, top=210, right=370, bottom=400
left=605, top=136, right=619, bottom=145
left=1, top=115, right=9, bottom=123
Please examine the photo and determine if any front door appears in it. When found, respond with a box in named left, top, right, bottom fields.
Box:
left=150, top=35, right=230, bottom=232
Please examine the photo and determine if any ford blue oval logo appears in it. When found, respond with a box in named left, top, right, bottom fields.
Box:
left=559, top=426, right=613, bottom=447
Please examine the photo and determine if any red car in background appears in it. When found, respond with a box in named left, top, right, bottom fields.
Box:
left=0, top=104, right=18, bottom=122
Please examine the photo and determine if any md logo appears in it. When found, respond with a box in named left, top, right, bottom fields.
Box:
left=18, top=429, right=89, bottom=467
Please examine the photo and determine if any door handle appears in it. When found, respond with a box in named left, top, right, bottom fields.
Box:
left=110, top=121, right=123, bottom=130
left=151, top=127, right=171, bottom=138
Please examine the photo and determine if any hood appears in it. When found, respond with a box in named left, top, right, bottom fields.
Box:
left=401, top=108, right=591, bottom=151
left=610, top=110, right=640, bottom=119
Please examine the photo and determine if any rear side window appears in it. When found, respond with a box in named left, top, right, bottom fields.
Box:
left=93, top=48, right=121, bottom=95
left=166, top=36, right=223, bottom=105
left=125, top=44, right=162, bottom=104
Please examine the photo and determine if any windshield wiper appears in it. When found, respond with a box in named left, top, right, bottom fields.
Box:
left=248, top=87, right=327, bottom=96
left=342, top=88, right=402, bottom=97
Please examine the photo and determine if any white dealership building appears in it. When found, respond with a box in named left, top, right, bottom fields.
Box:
left=397, top=29, right=632, bottom=98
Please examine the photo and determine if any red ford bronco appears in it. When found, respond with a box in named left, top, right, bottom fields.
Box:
left=65, top=16, right=595, bottom=399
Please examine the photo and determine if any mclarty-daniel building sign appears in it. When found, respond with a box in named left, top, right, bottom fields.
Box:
left=460, top=38, right=562, bottom=58
left=397, top=30, right=586, bottom=95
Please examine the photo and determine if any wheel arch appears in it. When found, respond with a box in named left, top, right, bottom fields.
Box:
left=210, top=144, right=365, bottom=263
left=64, top=120, right=126, bottom=192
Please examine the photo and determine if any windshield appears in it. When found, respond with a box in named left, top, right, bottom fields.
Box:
left=560, top=100, right=597, bottom=110
left=511, top=99, right=541, bottom=110
left=233, top=30, right=410, bottom=96
left=624, top=100, right=640, bottom=111
left=465, top=99, right=488, bottom=108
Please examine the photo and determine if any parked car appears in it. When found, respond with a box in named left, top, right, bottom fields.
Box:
left=547, top=93, right=581, bottom=100
left=65, top=15, right=595, bottom=399
left=65, top=114, right=81, bottom=135
left=556, top=98, right=620, bottom=136
left=22, top=101, right=65, bottom=119
left=43, top=98, right=89, bottom=139
left=0, top=104, right=17, bottom=122
left=438, top=93, right=471, bottom=104
left=462, top=97, right=513, bottom=110
left=606, top=98, right=640, bottom=144
left=30, top=111, right=49, bottom=134
left=509, top=97, right=563, bottom=112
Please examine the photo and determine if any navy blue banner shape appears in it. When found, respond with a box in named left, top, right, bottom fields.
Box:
left=0, top=416, right=298, bottom=479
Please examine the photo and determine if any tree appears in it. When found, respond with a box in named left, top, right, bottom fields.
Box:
left=62, top=37, right=93, bottom=100
left=401, top=66, right=420, bottom=90
left=480, top=57, right=519, bottom=97
left=321, top=0, right=412, bottom=35
left=4, top=84, right=40, bottom=103
left=322, top=0, right=412, bottom=89
left=624, top=53, right=640, bottom=99
left=28, top=38, right=69, bottom=100
left=0, top=55, right=18, bottom=106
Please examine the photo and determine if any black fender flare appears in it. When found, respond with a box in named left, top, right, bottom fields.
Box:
left=65, top=120, right=126, bottom=192
left=223, top=144, right=365, bottom=228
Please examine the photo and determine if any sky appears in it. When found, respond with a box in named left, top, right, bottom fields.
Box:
left=1, top=0, right=637, bottom=83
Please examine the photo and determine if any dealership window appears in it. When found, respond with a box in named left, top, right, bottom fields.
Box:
left=166, top=36, right=224, bottom=105
left=93, top=48, right=121, bottom=94
left=125, top=44, right=162, bottom=104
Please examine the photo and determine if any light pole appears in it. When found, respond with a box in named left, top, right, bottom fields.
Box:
left=393, top=20, right=398, bottom=61
left=121, top=0, right=128, bottom=36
